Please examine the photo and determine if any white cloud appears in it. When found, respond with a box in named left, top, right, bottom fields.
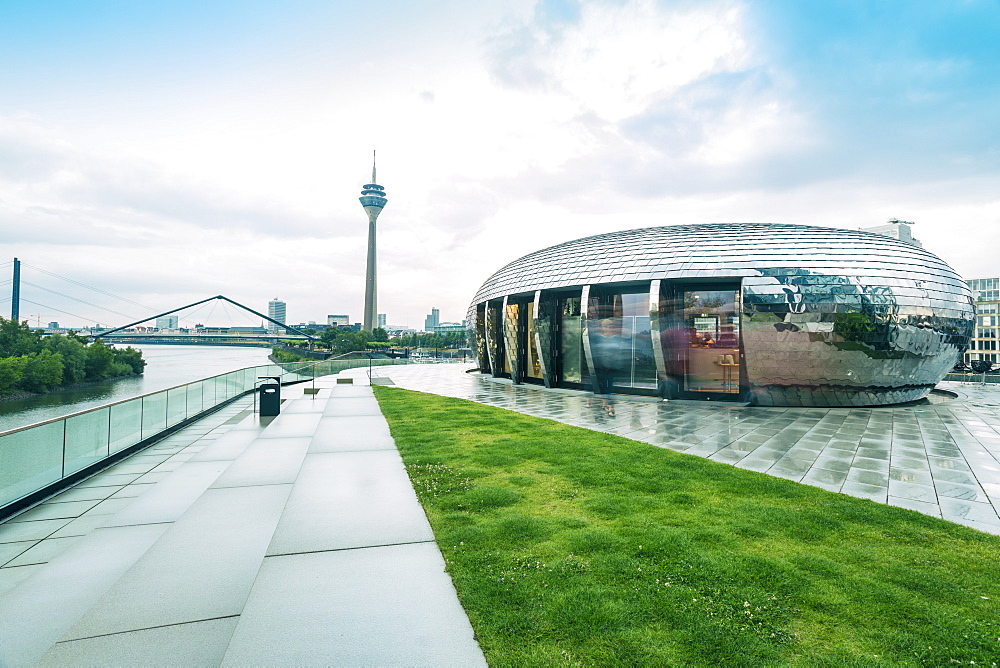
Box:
left=2, top=1, right=998, bottom=329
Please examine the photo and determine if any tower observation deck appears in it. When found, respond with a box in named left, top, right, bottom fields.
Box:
left=359, top=153, right=387, bottom=332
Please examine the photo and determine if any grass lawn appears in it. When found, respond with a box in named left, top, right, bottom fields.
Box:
left=373, top=386, right=1000, bottom=666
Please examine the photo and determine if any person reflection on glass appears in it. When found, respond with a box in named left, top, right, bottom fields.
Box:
left=659, top=320, right=689, bottom=399
left=590, top=315, right=628, bottom=416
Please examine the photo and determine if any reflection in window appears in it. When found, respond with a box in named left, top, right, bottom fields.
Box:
left=586, top=290, right=657, bottom=390
left=681, top=289, right=740, bottom=394
left=525, top=302, right=543, bottom=380
left=560, top=297, right=585, bottom=384
left=503, top=302, right=519, bottom=379
left=485, top=303, right=502, bottom=376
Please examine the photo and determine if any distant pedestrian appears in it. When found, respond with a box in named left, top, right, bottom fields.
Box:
left=590, top=316, right=628, bottom=416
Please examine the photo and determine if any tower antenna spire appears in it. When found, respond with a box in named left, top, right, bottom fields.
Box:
left=372, top=150, right=377, bottom=183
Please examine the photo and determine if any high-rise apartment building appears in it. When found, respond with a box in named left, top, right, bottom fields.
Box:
left=267, top=298, right=286, bottom=333
left=377, top=313, right=386, bottom=328
left=155, top=315, right=179, bottom=330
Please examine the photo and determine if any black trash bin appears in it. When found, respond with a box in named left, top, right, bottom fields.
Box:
left=258, top=377, right=281, bottom=416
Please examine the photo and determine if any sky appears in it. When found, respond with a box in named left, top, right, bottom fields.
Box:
left=1, top=0, right=999, bottom=330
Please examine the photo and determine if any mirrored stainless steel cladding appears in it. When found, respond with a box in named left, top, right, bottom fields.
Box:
left=467, top=223, right=974, bottom=407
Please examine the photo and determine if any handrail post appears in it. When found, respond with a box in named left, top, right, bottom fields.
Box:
left=61, top=419, right=67, bottom=480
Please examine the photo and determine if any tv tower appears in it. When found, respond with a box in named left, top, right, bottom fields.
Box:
left=359, top=151, right=387, bottom=332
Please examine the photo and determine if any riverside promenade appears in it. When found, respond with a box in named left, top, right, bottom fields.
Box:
left=4, top=363, right=1000, bottom=664
left=0, top=374, right=486, bottom=666
left=362, top=363, right=1000, bottom=536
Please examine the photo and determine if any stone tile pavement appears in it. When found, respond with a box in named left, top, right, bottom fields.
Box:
left=365, top=363, right=1000, bottom=535
left=0, top=376, right=486, bottom=666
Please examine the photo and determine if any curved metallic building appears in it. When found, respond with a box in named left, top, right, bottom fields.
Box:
left=467, top=223, right=973, bottom=407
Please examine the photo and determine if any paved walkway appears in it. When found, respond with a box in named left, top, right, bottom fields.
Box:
left=0, top=375, right=485, bottom=666
left=364, top=363, right=1000, bottom=536
left=5, top=363, right=1000, bottom=663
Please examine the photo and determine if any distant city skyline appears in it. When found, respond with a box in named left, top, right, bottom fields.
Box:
left=1, top=1, right=998, bottom=328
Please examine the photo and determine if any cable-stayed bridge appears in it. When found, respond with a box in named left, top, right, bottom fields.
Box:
left=1, top=259, right=312, bottom=347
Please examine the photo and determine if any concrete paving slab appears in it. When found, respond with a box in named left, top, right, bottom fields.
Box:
left=954, top=516, right=1000, bottom=533
left=222, top=543, right=486, bottom=667
left=847, top=469, right=889, bottom=487
left=939, top=497, right=1000, bottom=524
left=309, top=415, right=396, bottom=452
left=104, top=461, right=229, bottom=528
left=279, top=397, right=328, bottom=413
left=81, top=496, right=137, bottom=517
left=75, top=472, right=143, bottom=488
left=188, top=430, right=259, bottom=462
left=48, top=513, right=112, bottom=539
left=104, top=462, right=160, bottom=476
left=0, top=518, right=69, bottom=543
left=812, top=456, right=852, bottom=473
left=5, top=536, right=79, bottom=567
left=839, top=481, right=888, bottom=502
left=0, top=540, right=34, bottom=566
left=0, top=523, right=169, bottom=667
left=211, top=437, right=311, bottom=489
left=322, top=397, right=384, bottom=417
left=888, top=480, right=937, bottom=503
left=123, top=454, right=172, bottom=465
left=133, top=470, right=172, bottom=484
left=323, top=385, right=374, bottom=398
left=12, top=500, right=101, bottom=524
left=852, top=456, right=890, bottom=472
left=109, top=482, right=157, bottom=499
left=936, top=482, right=989, bottom=503
left=64, top=484, right=292, bottom=640
left=38, top=616, right=239, bottom=667
left=226, top=414, right=272, bottom=433
left=890, top=496, right=943, bottom=516
left=0, top=563, right=40, bottom=598
left=255, top=412, right=323, bottom=439
left=149, top=460, right=185, bottom=473
left=801, top=468, right=847, bottom=488
left=932, top=469, right=981, bottom=486
left=40, top=486, right=116, bottom=504
left=267, top=450, right=434, bottom=556
left=889, top=467, right=934, bottom=485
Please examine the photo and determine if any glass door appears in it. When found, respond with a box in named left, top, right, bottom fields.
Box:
left=558, top=296, right=587, bottom=386
left=680, top=287, right=741, bottom=396
left=586, top=290, right=658, bottom=392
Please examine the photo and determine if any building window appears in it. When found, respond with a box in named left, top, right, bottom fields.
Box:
left=586, top=288, right=658, bottom=391
left=559, top=296, right=586, bottom=385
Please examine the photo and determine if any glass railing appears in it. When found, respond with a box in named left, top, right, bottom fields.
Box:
left=943, top=372, right=1000, bottom=384
left=0, top=356, right=411, bottom=516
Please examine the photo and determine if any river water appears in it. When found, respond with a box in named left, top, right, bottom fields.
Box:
left=0, top=345, right=275, bottom=433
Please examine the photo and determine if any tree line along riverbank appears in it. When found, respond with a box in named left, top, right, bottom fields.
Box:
left=0, top=317, right=146, bottom=397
